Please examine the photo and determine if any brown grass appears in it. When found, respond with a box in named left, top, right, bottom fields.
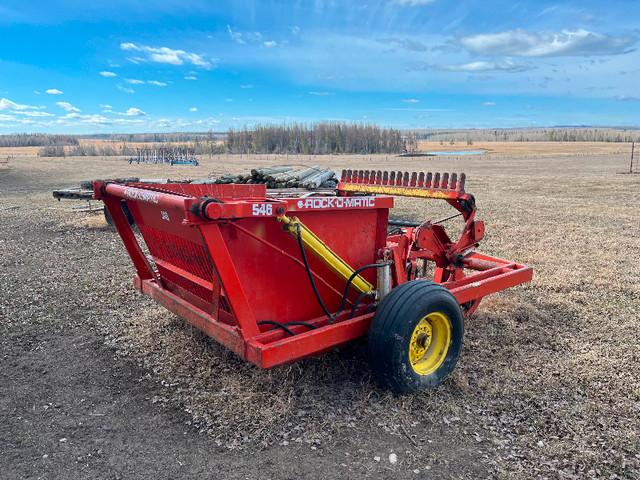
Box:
left=0, top=146, right=42, bottom=156
left=417, top=140, right=631, bottom=156
left=2, top=148, right=639, bottom=478
left=0, top=139, right=631, bottom=160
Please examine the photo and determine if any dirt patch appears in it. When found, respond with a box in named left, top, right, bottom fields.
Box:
left=1, top=151, right=639, bottom=478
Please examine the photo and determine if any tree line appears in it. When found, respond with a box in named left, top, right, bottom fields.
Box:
left=39, top=143, right=123, bottom=157
left=413, top=128, right=640, bottom=143
left=88, top=131, right=224, bottom=144
left=14, top=125, right=640, bottom=158
left=39, top=142, right=220, bottom=157
left=0, top=133, right=79, bottom=147
left=224, top=122, right=406, bottom=154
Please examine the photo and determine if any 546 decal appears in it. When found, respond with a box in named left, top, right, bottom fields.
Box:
left=252, top=203, right=273, bottom=216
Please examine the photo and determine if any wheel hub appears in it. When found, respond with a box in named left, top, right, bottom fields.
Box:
left=409, top=312, right=451, bottom=375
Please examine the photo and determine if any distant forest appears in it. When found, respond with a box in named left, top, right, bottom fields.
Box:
left=40, top=143, right=122, bottom=157
left=86, top=131, right=224, bottom=143
left=410, top=127, right=640, bottom=144
left=224, top=122, right=406, bottom=154
left=2, top=126, right=640, bottom=157
left=0, top=133, right=79, bottom=147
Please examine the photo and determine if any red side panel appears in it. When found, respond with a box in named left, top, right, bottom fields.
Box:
left=208, top=208, right=385, bottom=324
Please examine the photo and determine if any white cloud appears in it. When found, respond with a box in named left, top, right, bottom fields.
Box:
left=99, top=104, right=112, bottom=108
left=189, top=107, right=198, bottom=112
left=460, top=29, right=636, bottom=57
left=194, top=118, right=221, bottom=126
left=184, top=76, right=198, bottom=80
left=289, top=26, right=300, bottom=35
left=403, top=99, right=420, bottom=103
left=123, top=79, right=168, bottom=87
left=434, top=61, right=530, bottom=73
left=378, top=37, right=428, bottom=52
left=117, top=85, right=135, bottom=93
left=482, top=102, right=496, bottom=106
left=309, top=91, right=335, bottom=96
left=56, top=101, right=81, bottom=112
left=82, top=115, right=111, bottom=125
left=614, top=95, right=640, bottom=102
left=123, top=107, right=146, bottom=116
left=0, top=112, right=59, bottom=128
left=120, top=42, right=212, bottom=67
left=100, top=71, right=117, bottom=77
left=20, top=111, right=55, bottom=117
left=34, top=91, right=41, bottom=95
left=154, top=118, right=172, bottom=128
left=113, top=118, right=144, bottom=125
left=241, top=84, right=253, bottom=88
left=0, top=98, right=41, bottom=111
left=227, top=25, right=275, bottom=47
left=58, top=113, right=111, bottom=125
left=46, top=89, right=63, bottom=95
left=226, top=98, right=233, bottom=102
left=227, top=25, right=246, bottom=45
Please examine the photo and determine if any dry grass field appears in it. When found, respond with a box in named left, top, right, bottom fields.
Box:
left=1, top=144, right=639, bottom=479
left=0, top=139, right=631, bottom=160
left=417, top=140, right=630, bottom=156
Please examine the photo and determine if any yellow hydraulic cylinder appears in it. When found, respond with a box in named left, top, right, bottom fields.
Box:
left=277, top=215, right=374, bottom=295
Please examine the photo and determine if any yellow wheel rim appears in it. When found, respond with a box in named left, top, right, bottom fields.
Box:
left=409, top=312, right=451, bottom=375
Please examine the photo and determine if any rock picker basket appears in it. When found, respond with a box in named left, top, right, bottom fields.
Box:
left=95, top=169, right=532, bottom=394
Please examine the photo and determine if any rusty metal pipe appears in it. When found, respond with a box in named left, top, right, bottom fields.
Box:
left=462, top=257, right=503, bottom=271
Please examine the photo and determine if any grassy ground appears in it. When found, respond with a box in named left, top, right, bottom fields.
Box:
left=1, top=148, right=638, bottom=478
left=0, top=139, right=632, bottom=160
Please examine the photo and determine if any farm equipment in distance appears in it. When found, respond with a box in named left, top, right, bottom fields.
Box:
left=128, top=147, right=198, bottom=165
left=94, top=169, right=532, bottom=394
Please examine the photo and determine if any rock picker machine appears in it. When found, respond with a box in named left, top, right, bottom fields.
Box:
left=94, top=169, right=532, bottom=394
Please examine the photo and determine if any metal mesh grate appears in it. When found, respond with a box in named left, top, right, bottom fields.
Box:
left=137, top=223, right=215, bottom=304
left=138, top=224, right=213, bottom=281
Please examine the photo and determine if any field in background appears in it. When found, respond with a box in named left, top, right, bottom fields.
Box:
left=0, top=140, right=633, bottom=160
left=1, top=147, right=639, bottom=479
left=417, top=140, right=631, bottom=156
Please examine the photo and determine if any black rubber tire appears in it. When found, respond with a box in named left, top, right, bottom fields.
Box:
left=367, top=280, right=464, bottom=394
left=103, top=201, right=135, bottom=226
left=103, top=204, right=114, bottom=226
left=121, top=202, right=135, bottom=225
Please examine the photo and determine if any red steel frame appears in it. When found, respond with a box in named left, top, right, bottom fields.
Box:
left=94, top=173, right=532, bottom=369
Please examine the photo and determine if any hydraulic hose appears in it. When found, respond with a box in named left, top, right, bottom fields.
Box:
left=257, top=320, right=318, bottom=336
left=296, top=223, right=390, bottom=324
left=348, top=292, right=371, bottom=320
left=296, top=223, right=335, bottom=322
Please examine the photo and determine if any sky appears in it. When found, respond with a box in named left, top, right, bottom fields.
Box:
left=0, top=0, right=639, bottom=134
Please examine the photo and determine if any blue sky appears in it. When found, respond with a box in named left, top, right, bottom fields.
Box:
left=0, top=0, right=638, bottom=134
